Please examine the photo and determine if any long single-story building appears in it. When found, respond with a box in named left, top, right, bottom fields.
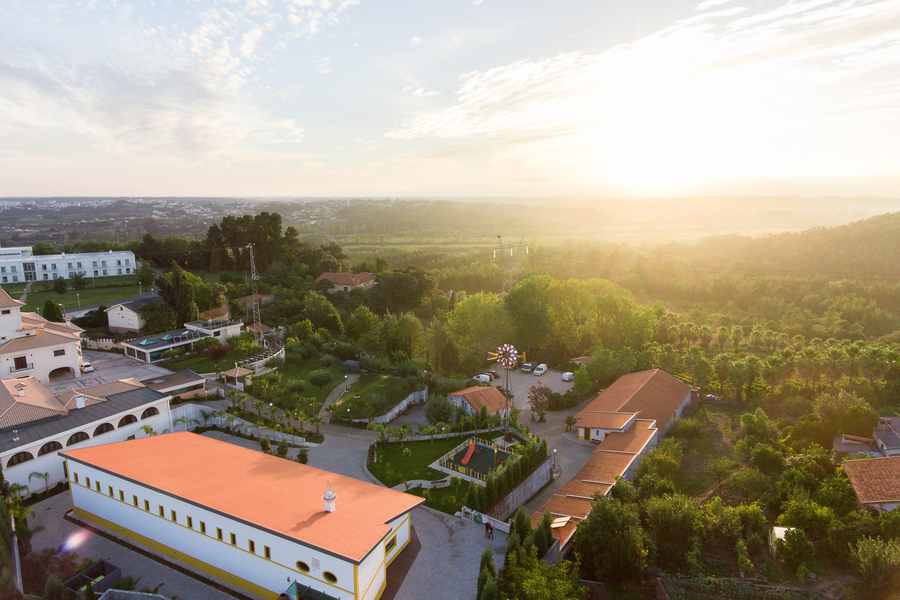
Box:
left=62, top=432, right=424, bottom=600
left=532, top=369, right=694, bottom=551
left=0, top=377, right=172, bottom=495
left=121, top=318, right=243, bottom=364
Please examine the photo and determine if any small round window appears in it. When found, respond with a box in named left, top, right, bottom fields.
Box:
left=296, top=561, right=310, bottom=573
left=323, top=571, right=337, bottom=584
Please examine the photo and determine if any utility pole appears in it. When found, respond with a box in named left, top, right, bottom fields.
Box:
left=245, top=244, right=266, bottom=348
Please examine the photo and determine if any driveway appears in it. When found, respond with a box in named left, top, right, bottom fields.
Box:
left=48, top=350, right=172, bottom=394
left=484, top=367, right=574, bottom=410
left=29, top=493, right=234, bottom=600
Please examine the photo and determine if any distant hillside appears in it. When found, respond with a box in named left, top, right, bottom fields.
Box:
left=676, top=212, right=900, bottom=278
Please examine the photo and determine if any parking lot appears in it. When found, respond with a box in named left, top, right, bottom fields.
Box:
left=478, top=366, right=574, bottom=410
left=47, top=350, right=172, bottom=394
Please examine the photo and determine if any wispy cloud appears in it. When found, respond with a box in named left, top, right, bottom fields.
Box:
left=696, top=0, right=733, bottom=10
left=409, top=35, right=423, bottom=48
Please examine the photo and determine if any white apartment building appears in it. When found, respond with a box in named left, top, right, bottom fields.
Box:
left=0, top=244, right=135, bottom=284
left=0, top=377, right=172, bottom=495
left=63, top=433, right=424, bottom=600
left=1, top=288, right=84, bottom=382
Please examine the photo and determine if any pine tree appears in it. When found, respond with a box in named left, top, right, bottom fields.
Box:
left=43, top=300, right=65, bottom=323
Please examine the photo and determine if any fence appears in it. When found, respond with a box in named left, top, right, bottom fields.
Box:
left=432, top=436, right=510, bottom=485
left=391, top=478, right=452, bottom=492
left=404, top=426, right=504, bottom=443
left=171, top=402, right=219, bottom=430
left=171, top=402, right=308, bottom=445
left=83, top=337, right=132, bottom=351
left=490, top=457, right=553, bottom=520
left=350, top=388, right=428, bottom=424
left=459, top=506, right=511, bottom=534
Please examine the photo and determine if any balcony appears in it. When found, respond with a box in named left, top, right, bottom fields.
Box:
left=11, top=362, right=35, bottom=373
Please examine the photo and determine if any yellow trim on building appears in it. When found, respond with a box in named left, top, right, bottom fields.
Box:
left=354, top=563, right=359, bottom=600
left=360, top=514, right=412, bottom=600
left=73, top=507, right=280, bottom=600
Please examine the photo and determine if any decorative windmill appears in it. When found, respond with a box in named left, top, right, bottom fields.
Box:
left=487, top=343, right=524, bottom=434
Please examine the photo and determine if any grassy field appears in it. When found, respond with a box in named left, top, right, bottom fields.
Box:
left=368, top=434, right=475, bottom=487
left=1, top=275, right=142, bottom=313
left=331, top=373, right=420, bottom=420
left=160, top=347, right=251, bottom=374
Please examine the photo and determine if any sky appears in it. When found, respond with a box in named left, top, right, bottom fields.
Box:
left=1, top=0, right=899, bottom=198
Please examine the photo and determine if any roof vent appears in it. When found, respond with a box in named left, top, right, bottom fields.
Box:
left=323, top=485, right=336, bottom=513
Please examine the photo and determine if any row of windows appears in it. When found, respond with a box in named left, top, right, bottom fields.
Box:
left=3, top=408, right=159, bottom=469
left=74, top=471, right=341, bottom=587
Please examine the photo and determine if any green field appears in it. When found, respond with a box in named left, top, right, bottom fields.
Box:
left=159, top=347, right=251, bottom=374
left=1, top=275, right=141, bottom=314
left=368, top=435, right=476, bottom=487
left=331, top=373, right=420, bottom=421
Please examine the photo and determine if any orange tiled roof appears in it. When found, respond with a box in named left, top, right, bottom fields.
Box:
left=0, top=376, right=67, bottom=428
left=0, top=288, right=24, bottom=309
left=450, top=386, right=508, bottom=414
left=315, top=272, right=375, bottom=287
left=843, top=456, right=900, bottom=505
left=575, top=411, right=635, bottom=431
left=63, top=432, right=424, bottom=562
left=578, top=369, right=691, bottom=432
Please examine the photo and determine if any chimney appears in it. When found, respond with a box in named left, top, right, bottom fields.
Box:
left=323, top=485, right=336, bottom=513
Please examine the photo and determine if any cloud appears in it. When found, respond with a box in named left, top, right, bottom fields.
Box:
left=240, top=27, right=265, bottom=58
left=387, top=0, right=900, bottom=194
left=696, top=0, right=733, bottom=9
left=402, top=84, right=440, bottom=97
left=315, top=56, right=333, bottom=74
left=409, top=35, right=423, bottom=48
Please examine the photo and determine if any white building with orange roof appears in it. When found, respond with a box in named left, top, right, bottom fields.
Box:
left=448, top=385, right=510, bottom=418
left=62, top=433, right=424, bottom=600
left=0, top=287, right=85, bottom=383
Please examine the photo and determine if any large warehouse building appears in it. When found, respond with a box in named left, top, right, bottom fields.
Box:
left=62, top=433, right=423, bottom=600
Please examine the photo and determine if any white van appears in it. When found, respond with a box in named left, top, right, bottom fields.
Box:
left=533, top=364, right=548, bottom=376
left=472, top=373, right=492, bottom=384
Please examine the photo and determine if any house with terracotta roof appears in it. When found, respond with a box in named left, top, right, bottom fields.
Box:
left=843, top=456, right=900, bottom=512
left=531, top=369, right=694, bottom=551
left=62, top=432, right=423, bottom=600
left=0, top=376, right=172, bottom=496
left=448, top=385, right=510, bottom=418
left=315, top=272, right=376, bottom=294
left=0, top=288, right=85, bottom=383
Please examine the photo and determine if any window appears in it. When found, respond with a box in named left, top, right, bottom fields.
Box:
left=296, top=561, right=310, bottom=573
left=141, top=407, right=159, bottom=420
left=93, top=423, right=114, bottom=436
left=53, top=349, right=65, bottom=357
left=170, top=510, right=177, bottom=522
left=159, top=506, right=164, bottom=517
left=248, top=539, right=256, bottom=554
left=108, top=486, right=114, bottom=496
left=67, top=432, right=89, bottom=446
left=144, top=500, right=150, bottom=511
left=6, top=451, right=34, bottom=467
left=95, top=480, right=100, bottom=492
left=133, top=495, right=138, bottom=506
left=216, top=528, right=223, bottom=541
left=385, top=535, right=397, bottom=553
left=264, top=546, right=271, bottom=560
left=118, top=415, right=137, bottom=428
left=38, top=441, right=63, bottom=456
left=230, top=533, right=236, bottom=546
left=323, top=572, right=337, bottom=584
left=85, top=477, right=91, bottom=488
left=187, top=516, right=193, bottom=529
left=200, top=521, right=206, bottom=535
left=74, top=473, right=80, bottom=484
left=118, top=490, right=124, bottom=502
left=1, top=309, right=8, bottom=315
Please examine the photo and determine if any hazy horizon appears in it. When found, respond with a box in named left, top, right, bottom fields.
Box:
left=3, top=0, right=900, bottom=198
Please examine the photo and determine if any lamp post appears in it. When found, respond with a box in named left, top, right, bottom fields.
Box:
left=10, top=512, right=23, bottom=594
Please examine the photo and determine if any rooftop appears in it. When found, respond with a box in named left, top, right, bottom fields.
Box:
left=141, top=369, right=205, bottom=392
left=0, top=288, right=24, bottom=309
left=62, top=432, right=424, bottom=562
left=874, top=417, right=900, bottom=451
left=843, top=456, right=900, bottom=505
left=577, top=368, right=691, bottom=432
left=574, top=411, right=635, bottom=431
left=0, top=376, right=66, bottom=429
left=122, top=328, right=207, bottom=351
left=449, top=385, right=508, bottom=414
left=0, top=386, right=165, bottom=453
left=106, top=296, right=160, bottom=313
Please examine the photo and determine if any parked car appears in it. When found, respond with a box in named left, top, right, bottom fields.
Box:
left=81, top=362, right=95, bottom=373
left=472, top=373, right=492, bottom=384
left=533, top=363, right=548, bottom=376
left=487, top=369, right=500, bottom=379
left=561, top=371, right=575, bottom=382
left=520, top=362, right=536, bottom=373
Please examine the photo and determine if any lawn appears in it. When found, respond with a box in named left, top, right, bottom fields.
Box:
left=368, top=433, right=504, bottom=488
left=159, top=347, right=251, bottom=374
left=13, top=275, right=141, bottom=313
left=368, top=435, right=476, bottom=487
left=331, top=373, right=421, bottom=421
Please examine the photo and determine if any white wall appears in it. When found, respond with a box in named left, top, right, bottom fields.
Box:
left=0, top=338, right=82, bottom=383
left=65, top=461, right=362, bottom=600
left=107, top=306, right=144, bottom=332
left=0, top=397, right=171, bottom=495
left=0, top=251, right=135, bottom=281
left=357, top=511, right=412, bottom=600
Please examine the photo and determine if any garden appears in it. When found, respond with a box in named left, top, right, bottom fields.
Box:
left=330, top=372, right=423, bottom=422
left=159, top=332, right=260, bottom=373
left=19, top=274, right=141, bottom=313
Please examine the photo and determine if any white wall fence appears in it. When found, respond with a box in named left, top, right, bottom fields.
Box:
left=350, top=388, right=428, bottom=425
left=405, top=426, right=504, bottom=442
left=459, top=506, right=511, bottom=534
left=83, top=337, right=132, bottom=351
left=491, top=457, right=553, bottom=520
left=171, top=402, right=308, bottom=445
left=391, top=478, right=452, bottom=492
left=171, top=402, right=219, bottom=430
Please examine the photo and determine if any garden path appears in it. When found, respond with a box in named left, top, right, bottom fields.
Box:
left=320, top=373, right=358, bottom=423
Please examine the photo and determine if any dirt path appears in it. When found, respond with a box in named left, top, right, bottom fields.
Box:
left=18, top=282, right=32, bottom=302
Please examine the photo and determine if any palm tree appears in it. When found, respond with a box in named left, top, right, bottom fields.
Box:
left=28, top=471, right=50, bottom=495
left=308, top=414, right=323, bottom=435
left=141, top=424, right=156, bottom=436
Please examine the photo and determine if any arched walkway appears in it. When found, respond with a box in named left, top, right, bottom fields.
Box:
left=49, top=366, right=76, bottom=381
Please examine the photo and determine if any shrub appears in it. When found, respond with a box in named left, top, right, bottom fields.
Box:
left=776, top=528, right=814, bottom=576
left=850, top=536, right=900, bottom=595
left=309, top=369, right=333, bottom=387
